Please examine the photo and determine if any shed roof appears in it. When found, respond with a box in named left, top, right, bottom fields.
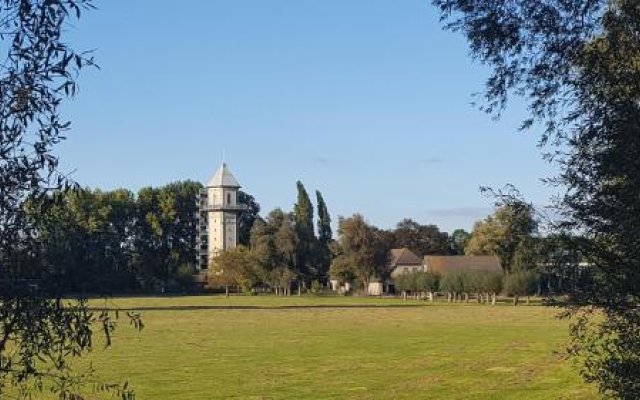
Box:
left=424, top=255, right=502, bottom=274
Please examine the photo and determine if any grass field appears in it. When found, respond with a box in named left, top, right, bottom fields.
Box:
left=79, top=296, right=597, bottom=400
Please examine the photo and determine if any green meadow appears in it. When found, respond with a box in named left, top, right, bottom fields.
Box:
left=80, top=296, right=597, bottom=400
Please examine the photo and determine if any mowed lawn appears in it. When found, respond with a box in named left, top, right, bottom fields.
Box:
left=81, top=296, right=597, bottom=400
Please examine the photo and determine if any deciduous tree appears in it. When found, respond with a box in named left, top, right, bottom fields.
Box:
left=392, top=219, right=451, bottom=256
left=450, top=229, right=470, bottom=255
left=432, top=0, right=640, bottom=394
left=465, top=202, right=537, bottom=273
left=209, top=246, right=262, bottom=294
left=0, top=1, right=139, bottom=397
left=335, top=215, right=389, bottom=295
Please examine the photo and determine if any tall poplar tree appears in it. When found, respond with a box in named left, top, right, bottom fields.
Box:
left=238, top=191, right=261, bottom=246
left=316, top=190, right=333, bottom=281
left=293, top=181, right=316, bottom=282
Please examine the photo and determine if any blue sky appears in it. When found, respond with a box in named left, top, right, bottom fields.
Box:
left=59, top=0, right=558, bottom=232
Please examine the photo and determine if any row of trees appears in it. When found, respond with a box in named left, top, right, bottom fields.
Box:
left=327, top=203, right=585, bottom=300
left=28, top=178, right=576, bottom=300
left=210, top=191, right=478, bottom=296
left=208, top=246, right=298, bottom=296
left=28, top=178, right=468, bottom=297
left=465, top=200, right=590, bottom=296
left=395, top=270, right=538, bottom=306
left=28, top=182, right=260, bottom=294
left=211, top=182, right=333, bottom=293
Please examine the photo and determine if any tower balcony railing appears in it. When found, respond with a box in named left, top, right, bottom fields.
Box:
left=202, top=203, right=248, bottom=212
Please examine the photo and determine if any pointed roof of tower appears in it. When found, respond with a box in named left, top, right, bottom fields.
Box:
left=207, top=163, right=241, bottom=188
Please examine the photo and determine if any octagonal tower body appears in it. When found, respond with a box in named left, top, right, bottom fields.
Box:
left=196, top=163, right=244, bottom=270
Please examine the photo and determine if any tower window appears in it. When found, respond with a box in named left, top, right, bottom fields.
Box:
left=227, top=193, right=231, bottom=204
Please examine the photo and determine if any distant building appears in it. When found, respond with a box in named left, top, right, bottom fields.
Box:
left=371, top=252, right=503, bottom=296
left=196, top=163, right=246, bottom=271
left=424, top=255, right=502, bottom=275
left=331, top=249, right=504, bottom=296
left=389, top=248, right=424, bottom=278
left=371, top=248, right=424, bottom=295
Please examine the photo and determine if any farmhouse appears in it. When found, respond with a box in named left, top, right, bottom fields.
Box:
left=331, top=246, right=505, bottom=295
left=367, top=250, right=503, bottom=296
left=389, top=248, right=424, bottom=277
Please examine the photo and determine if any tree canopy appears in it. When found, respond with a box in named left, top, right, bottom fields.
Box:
left=0, top=0, right=140, bottom=397
left=316, top=190, right=333, bottom=280
left=293, top=181, right=316, bottom=282
left=432, top=0, right=640, bottom=395
left=391, top=219, right=451, bottom=256
left=465, top=202, right=537, bottom=273
left=331, top=215, right=389, bottom=294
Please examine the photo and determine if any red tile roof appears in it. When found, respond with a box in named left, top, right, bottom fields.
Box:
left=424, top=256, right=502, bottom=274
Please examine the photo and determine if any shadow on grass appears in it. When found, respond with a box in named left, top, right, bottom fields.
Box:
left=91, top=304, right=430, bottom=312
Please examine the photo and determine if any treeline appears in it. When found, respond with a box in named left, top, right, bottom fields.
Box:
left=211, top=182, right=333, bottom=294
left=24, top=178, right=580, bottom=298
left=328, top=203, right=583, bottom=298
left=209, top=184, right=462, bottom=295
left=463, top=200, right=587, bottom=295
left=394, top=270, right=538, bottom=306
left=26, top=181, right=259, bottom=294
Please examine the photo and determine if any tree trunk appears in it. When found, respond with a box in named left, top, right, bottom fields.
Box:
left=447, top=292, right=452, bottom=302
left=403, top=291, right=407, bottom=301
left=491, top=293, right=497, bottom=306
left=513, top=295, right=519, bottom=306
left=225, top=285, right=229, bottom=297
left=526, top=296, right=530, bottom=305
left=298, top=284, right=301, bottom=296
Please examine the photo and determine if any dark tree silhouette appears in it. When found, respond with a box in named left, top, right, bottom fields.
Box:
left=0, top=1, right=140, bottom=397
left=432, top=0, right=640, bottom=396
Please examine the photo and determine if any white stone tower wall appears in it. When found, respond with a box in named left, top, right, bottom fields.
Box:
left=201, top=164, right=243, bottom=269
left=207, top=211, right=238, bottom=258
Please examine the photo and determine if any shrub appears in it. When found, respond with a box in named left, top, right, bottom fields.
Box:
left=440, top=271, right=465, bottom=293
left=310, top=280, right=324, bottom=295
left=503, top=271, right=539, bottom=305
